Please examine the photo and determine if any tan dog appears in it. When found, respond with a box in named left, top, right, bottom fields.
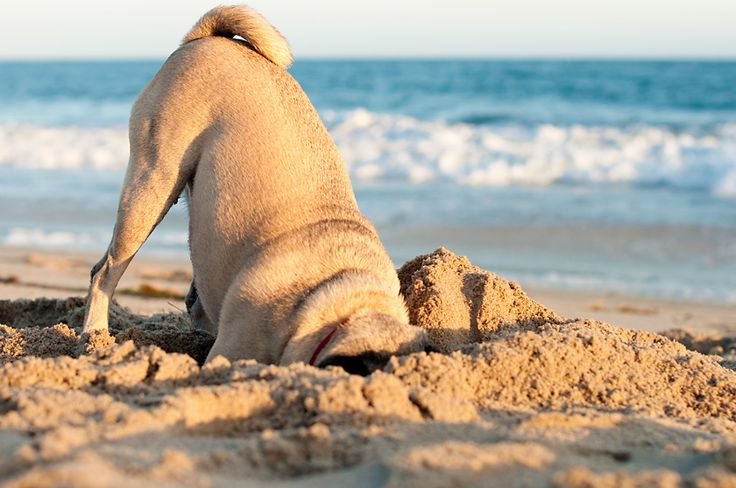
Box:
left=82, top=5, right=427, bottom=373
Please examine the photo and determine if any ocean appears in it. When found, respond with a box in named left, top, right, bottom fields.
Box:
left=1, top=59, right=735, bottom=304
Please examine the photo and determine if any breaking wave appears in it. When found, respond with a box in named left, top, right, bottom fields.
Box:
left=2, top=110, right=735, bottom=197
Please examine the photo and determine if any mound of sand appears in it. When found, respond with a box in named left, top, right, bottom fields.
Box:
left=2, top=248, right=736, bottom=486
left=398, top=248, right=564, bottom=352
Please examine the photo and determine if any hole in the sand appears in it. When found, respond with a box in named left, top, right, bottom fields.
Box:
left=320, top=353, right=389, bottom=376
left=611, top=451, right=632, bottom=463
left=0, top=399, right=18, bottom=415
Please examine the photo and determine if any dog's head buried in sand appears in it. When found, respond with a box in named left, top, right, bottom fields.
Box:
left=82, top=5, right=428, bottom=375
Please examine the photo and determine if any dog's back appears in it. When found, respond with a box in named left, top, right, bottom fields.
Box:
left=90, top=5, right=427, bottom=369
left=132, top=13, right=356, bottom=307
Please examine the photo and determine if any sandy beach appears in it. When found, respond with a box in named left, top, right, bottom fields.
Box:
left=2, top=245, right=733, bottom=334
left=2, top=244, right=736, bottom=486
left=2, top=0, right=734, bottom=484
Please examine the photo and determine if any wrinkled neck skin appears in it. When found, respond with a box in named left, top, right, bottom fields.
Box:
left=280, top=270, right=427, bottom=368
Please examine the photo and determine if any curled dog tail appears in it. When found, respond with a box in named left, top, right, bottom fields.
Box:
left=183, top=5, right=293, bottom=69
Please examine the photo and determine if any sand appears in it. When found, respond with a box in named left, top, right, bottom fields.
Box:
left=2, top=247, right=736, bottom=486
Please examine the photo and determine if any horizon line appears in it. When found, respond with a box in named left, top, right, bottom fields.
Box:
left=2, top=54, right=736, bottom=63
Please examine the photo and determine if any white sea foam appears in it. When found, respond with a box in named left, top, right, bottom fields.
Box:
left=1, top=227, right=190, bottom=252
left=325, top=110, right=736, bottom=197
left=0, top=124, right=128, bottom=170
left=3, top=228, right=97, bottom=248
left=2, top=112, right=735, bottom=197
left=714, top=170, right=736, bottom=198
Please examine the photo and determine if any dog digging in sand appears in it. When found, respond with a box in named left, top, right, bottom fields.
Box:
left=82, top=5, right=427, bottom=374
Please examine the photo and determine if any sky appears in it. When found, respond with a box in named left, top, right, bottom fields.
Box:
left=1, top=0, right=735, bottom=60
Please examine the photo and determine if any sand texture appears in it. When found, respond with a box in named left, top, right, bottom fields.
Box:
left=2, top=248, right=736, bottom=487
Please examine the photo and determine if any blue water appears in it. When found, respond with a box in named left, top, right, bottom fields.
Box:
left=1, top=59, right=735, bottom=304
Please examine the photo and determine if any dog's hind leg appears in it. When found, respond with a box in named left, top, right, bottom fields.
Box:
left=83, top=114, right=197, bottom=332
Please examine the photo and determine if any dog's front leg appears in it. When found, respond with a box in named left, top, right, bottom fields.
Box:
left=83, top=117, right=194, bottom=332
left=83, top=245, right=131, bottom=332
left=83, top=172, right=189, bottom=332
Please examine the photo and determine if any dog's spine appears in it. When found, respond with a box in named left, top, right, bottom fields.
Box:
left=183, top=5, right=293, bottom=68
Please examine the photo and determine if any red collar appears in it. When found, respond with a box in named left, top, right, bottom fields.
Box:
left=308, top=327, right=338, bottom=366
